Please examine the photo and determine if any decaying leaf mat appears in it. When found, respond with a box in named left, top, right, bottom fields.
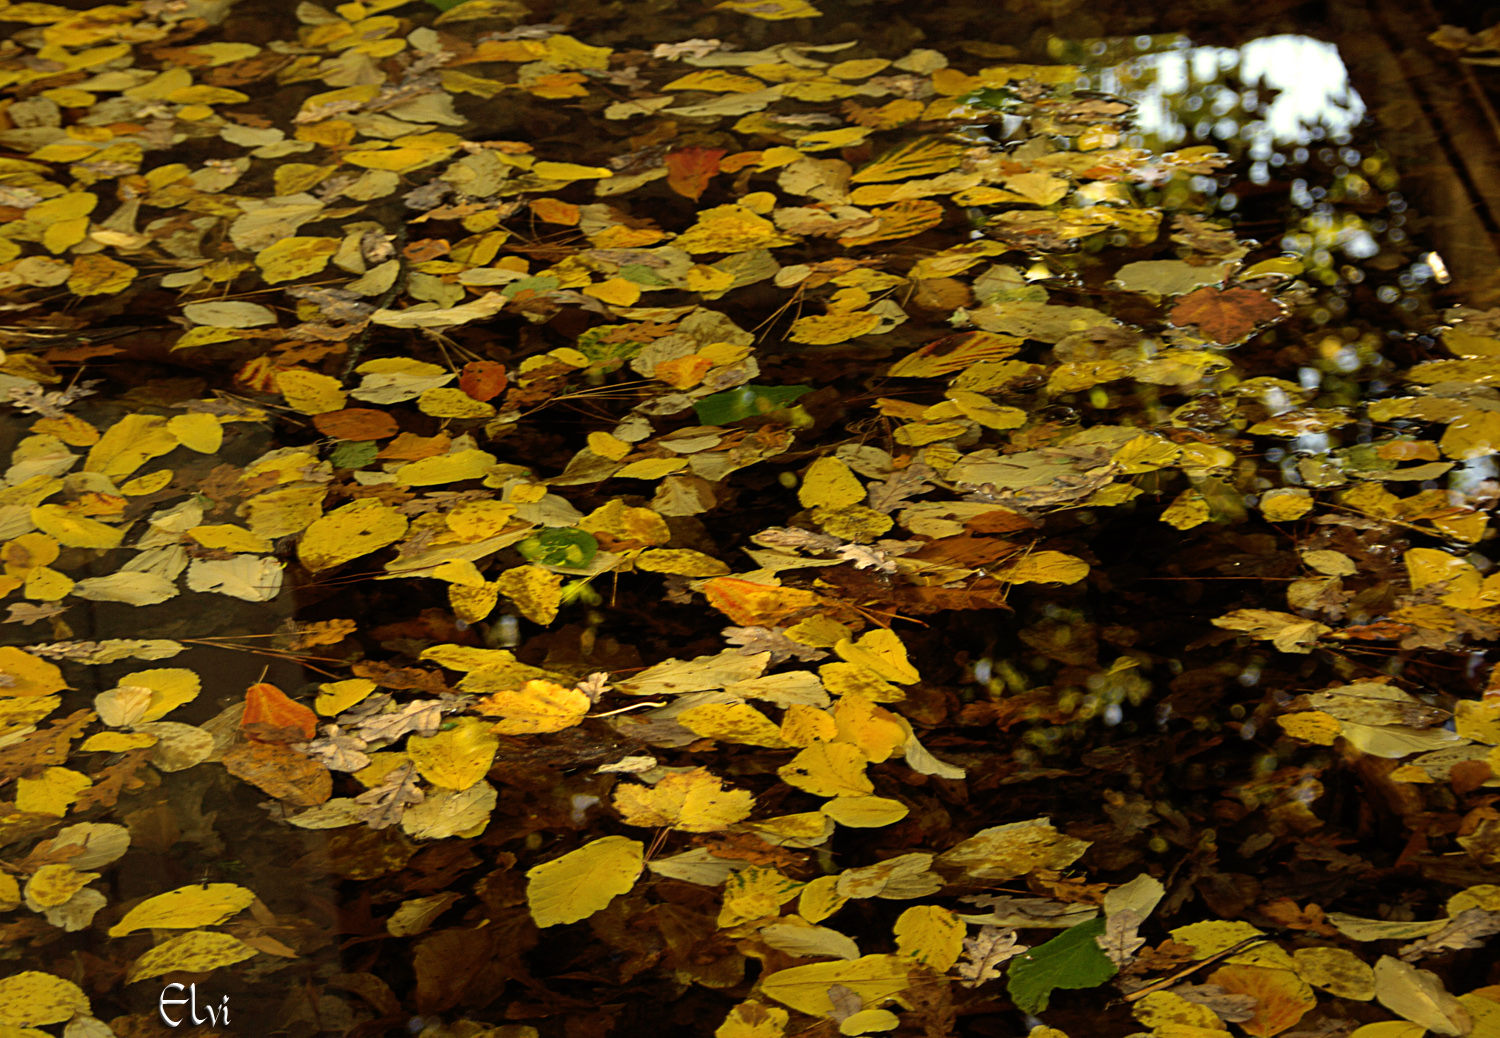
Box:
left=0, top=0, right=1494, bottom=1036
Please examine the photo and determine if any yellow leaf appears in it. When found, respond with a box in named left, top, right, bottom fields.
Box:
left=495, top=564, right=563, bottom=625
left=1260, top=488, right=1314, bottom=521
left=533, top=160, right=614, bottom=181
left=613, top=767, right=755, bottom=832
left=799, top=875, right=848, bottom=923
left=125, top=667, right=201, bottom=723
left=255, top=236, right=340, bottom=284
left=1278, top=711, right=1342, bottom=745
left=894, top=905, right=964, bottom=971
left=25, top=863, right=97, bottom=908
left=719, top=865, right=805, bottom=927
left=0, top=871, right=18, bottom=912
left=188, top=524, right=272, bottom=554
left=1132, top=990, right=1225, bottom=1031
left=1169, top=921, right=1295, bottom=970
left=832, top=695, right=906, bottom=761
left=822, top=795, right=908, bottom=828
left=30, top=504, right=123, bottom=549
left=23, top=566, right=73, bottom=602
left=716, top=1001, right=790, bottom=1038
left=418, top=386, right=497, bottom=419
left=298, top=498, right=408, bottom=572
left=109, top=883, right=256, bottom=937
left=616, top=457, right=687, bottom=480
left=477, top=679, right=591, bottom=734
left=316, top=678, right=377, bottom=716
left=675, top=204, right=797, bottom=254
left=778, top=742, right=873, bottom=797
left=247, top=485, right=327, bottom=539
left=580, top=500, right=671, bottom=545
left=583, top=277, right=641, bottom=306
left=80, top=731, right=157, bottom=752
left=395, top=448, right=497, bottom=486
left=127, top=930, right=258, bottom=983
left=935, top=817, right=1091, bottom=881
left=407, top=716, right=499, bottom=790
left=0, top=647, right=67, bottom=698
left=1347, top=1025, right=1425, bottom=1038
left=994, top=550, right=1090, bottom=585
left=635, top=549, right=731, bottom=576
left=797, top=457, right=864, bottom=510
left=1292, top=947, right=1375, bottom=1000
left=120, top=470, right=173, bottom=496
left=714, top=0, right=823, bottom=19
left=834, top=629, right=919, bottom=685
left=1162, top=490, right=1211, bottom=530
left=67, top=253, right=135, bottom=296
left=781, top=704, right=838, bottom=746
left=276, top=369, right=348, bottom=415
left=84, top=413, right=177, bottom=480
left=15, top=767, right=90, bottom=816
left=587, top=432, right=631, bottom=461
left=525, top=834, right=643, bottom=928
left=0, top=971, right=90, bottom=1027
left=760, top=954, right=909, bottom=1016
left=679, top=702, right=791, bottom=747
left=789, top=311, right=881, bottom=345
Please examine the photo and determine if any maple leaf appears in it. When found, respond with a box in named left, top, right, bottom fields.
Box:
left=955, top=925, right=1028, bottom=988
left=294, top=725, right=371, bottom=772
left=353, top=762, right=425, bottom=829
left=834, top=543, right=898, bottom=573
left=340, top=696, right=447, bottom=743
left=1171, top=983, right=1260, bottom=1023
left=1398, top=908, right=1500, bottom=961
left=5, top=602, right=68, bottom=626
left=865, top=463, right=936, bottom=513
left=826, top=984, right=862, bottom=1023
left=1169, top=286, right=1282, bottom=343
left=7, top=380, right=102, bottom=417
left=576, top=672, right=612, bottom=703
left=722, top=625, right=829, bottom=664
left=1096, top=908, right=1147, bottom=968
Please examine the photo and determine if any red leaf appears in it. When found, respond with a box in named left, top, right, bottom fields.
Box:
left=242, top=682, right=317, bottom=742
left=459, top=360, right=508, bottom=402
left=665, top=147, right=727, bottom=201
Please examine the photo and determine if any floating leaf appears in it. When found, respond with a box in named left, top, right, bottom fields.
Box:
left=525, top=835, right=644, bottom=928
left=1005, top=918, right=1118, bottom=1013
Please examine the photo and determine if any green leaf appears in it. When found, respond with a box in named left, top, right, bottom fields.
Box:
left=330, top=441, right=378, bottom=470
left=425, top=0, right=472, bottom=10
left=1005, top=917, right=1117, bottom=1013
left=959, top=87, right=1020, bottom=112
left=516, top=528, right=599, bottom=568
left=692, top=384, right=812, bottom=426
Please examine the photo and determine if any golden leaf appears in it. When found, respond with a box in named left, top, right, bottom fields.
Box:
left=255, top=235, right=340, bottom=284
left=760, top=954, right=909, bottom=1016
left=613, top=767, right=755, bottom=832
left=0, top=972, right=90, bottom=1027
left=525, top=835, right=643, bottom=928
left=778, top=742, right=873, bottom=797
left=788, top=311, right=881, bottom=344
left=109, top=883, right=256, bottom=936
left=678, top=702, right=791, bottom=747
left=276, top=369, right=348, bottom=415
left=298, top=499, right=408, bottom=572
left=893, top=905, right=964, bottom=971
left=407, top=717, right=500, bottom=790
left=821, top=795, right=908, bottom=828
left=494, top=564, right=563, bottom=625
left=128, top=931, right=258, bottom=983
left=476, top=679, right=590, bottom=734
left=0, top=646, right=67, bottom=697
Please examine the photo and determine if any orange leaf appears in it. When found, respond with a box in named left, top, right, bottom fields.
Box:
left=459, top=360, right=508, bottom=401
left=1169, top=286, right=1282, bottom=343
left=242, top=683, right=317, bottom=743
left=703, top=577, right=822, bottom=626
left=235, top=356, right=281, bottom=393
left=529, top=198, right=580, bottom=225
left=1206, top=964, right=1316, bottom=1037
left=312, top=408, right=400, bottom=441
left=666, top=147, right=727, bottom=201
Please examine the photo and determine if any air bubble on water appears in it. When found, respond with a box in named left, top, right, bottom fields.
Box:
left=1298, top=367, right=1322, bottom=391
left=570, top=794, right=600, bottom=825
left=1104, top=703, right=1123, bottom=726
left=1238, top=664, right=1262, bottom=687
left=973, top=657, right=993, bottom=685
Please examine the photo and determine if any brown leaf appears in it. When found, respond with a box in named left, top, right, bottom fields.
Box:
left=313, top=408, right=400, bottom=441
left=223, top=739, right=332, bottom=808
left=1169, top=286, right=1282, bottom=343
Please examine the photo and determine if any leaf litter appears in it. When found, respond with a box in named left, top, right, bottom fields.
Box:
left=0, top=1, right=1497, bottom=1036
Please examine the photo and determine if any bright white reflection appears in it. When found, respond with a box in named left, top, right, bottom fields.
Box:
left=1098, top=36, right=1365, bottom=155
